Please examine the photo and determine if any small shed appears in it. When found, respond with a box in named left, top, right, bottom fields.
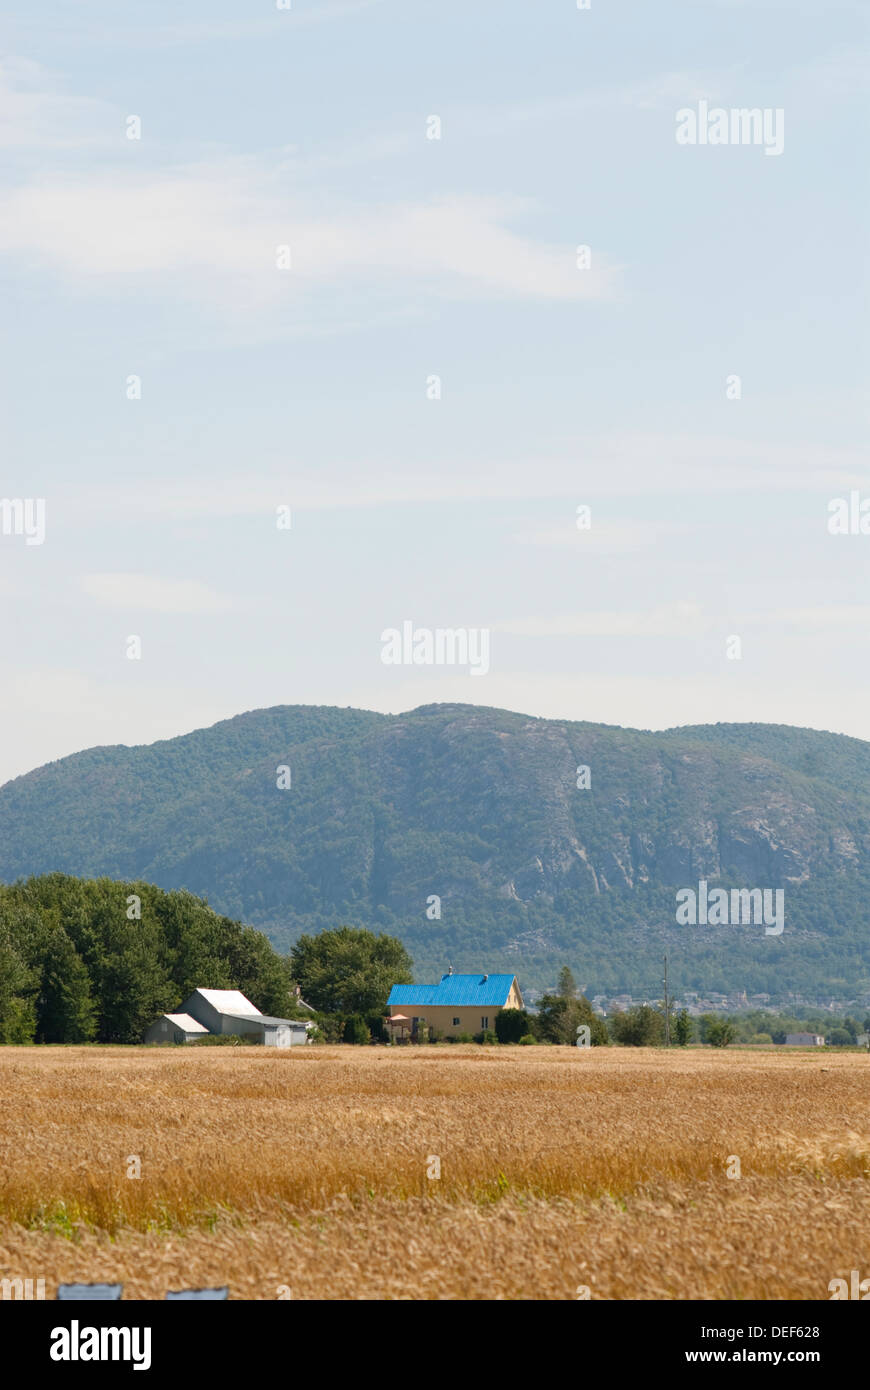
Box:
left=143, top=1013, right=209, bottom=1045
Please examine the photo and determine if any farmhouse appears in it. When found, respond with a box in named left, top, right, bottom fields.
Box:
left=784, top=1032, right=825, bottom=1046
left=387, top=971, right=523, bottom=1040
left=144, top=988, right=313, bottom=1047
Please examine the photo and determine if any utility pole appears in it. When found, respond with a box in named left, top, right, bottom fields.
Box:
left=663, top=953, right=670, bottom=1047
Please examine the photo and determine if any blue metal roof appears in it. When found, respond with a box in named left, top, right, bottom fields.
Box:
left=387, top=974, right=517, bottom=1008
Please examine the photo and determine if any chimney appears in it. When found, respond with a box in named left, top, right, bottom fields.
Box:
left=447, top=964, right=454, bottom=975
left=482, top=974, right=488, bottom=982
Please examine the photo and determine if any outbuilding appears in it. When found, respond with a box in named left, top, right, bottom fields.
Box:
left=143, top=1012, right=209, bottom=1045
left=144, top=988, right=313, bottom=1047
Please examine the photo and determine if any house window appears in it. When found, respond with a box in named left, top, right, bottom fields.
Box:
left=453, top=1017, right=460, bottom=1026
left=481, top=1017, right=489, bottom=1030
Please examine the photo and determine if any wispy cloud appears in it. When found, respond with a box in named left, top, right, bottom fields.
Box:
left=4, top=1, right=388, bottom=51
left=55, top=433, right=867, bottom=526
left=744, top=605, right=870, bottom=630
left=81, top=574, right=243, bottom=614
left=497, top=602, right=870, bottom=643
left=0, top=167, right=620, bottom=310
left=496, top=602, right=708, bottom=639
left=0, top=57, right=112, bottom=150
left=511, top=519, right=688, bottom=552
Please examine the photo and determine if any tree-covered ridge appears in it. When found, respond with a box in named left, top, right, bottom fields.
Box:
left=0, top=874, right=294, bottom=1043
left=0, top=704, right=868, bottom=996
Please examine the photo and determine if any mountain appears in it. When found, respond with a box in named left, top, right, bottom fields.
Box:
left=1, top=703, right=868, bottom=999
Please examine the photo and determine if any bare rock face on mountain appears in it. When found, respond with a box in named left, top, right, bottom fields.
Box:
left=0, top=703, right=868, bottom=994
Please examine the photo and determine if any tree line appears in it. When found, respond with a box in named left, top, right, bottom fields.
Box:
left=1, top=878, right=866, bottom=1048
left=0, top=875, right=294, bottom=1043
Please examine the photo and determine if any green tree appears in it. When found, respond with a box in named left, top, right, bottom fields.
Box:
left=706, top=1019, right=735, bottom=1048
left=37, top=929, right=97, bottom=1042
left=535, top=994, right=608, bottom=1045
left=342, top=1014, right=370, bottom=1045
left=673, top=1008, right=693, bottom=1046
left=556, top=966, right=577, bottom=999
left=827, top=1028, right=853, bottom=1046
left=610, top=1004, right=664, bottom=1047
left=366, top=1012, right=389, bottom=1042
left=0, top=924, right=37, bottom=1043
left=290, top=926, right=413, bottom=1016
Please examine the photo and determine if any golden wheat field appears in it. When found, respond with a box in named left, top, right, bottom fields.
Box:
left=0, top=1045, right=867, bottom=1300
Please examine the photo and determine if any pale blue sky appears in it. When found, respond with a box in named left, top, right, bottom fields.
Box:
left=0, top=0, right=867, bottom=782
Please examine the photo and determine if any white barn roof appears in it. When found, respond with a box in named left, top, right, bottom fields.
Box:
left=194, top=989, right=261, bottom=1016
left=164, top=1013, right=209, bottom=1033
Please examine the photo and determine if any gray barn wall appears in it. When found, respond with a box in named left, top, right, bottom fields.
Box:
left=144, top=1017, right=187, bottom=1044
left=217, top=1013, right=264, bottom=1040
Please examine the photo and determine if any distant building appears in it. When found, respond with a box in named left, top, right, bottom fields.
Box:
left=387, top=972, right=523, bottom=1040
left=147, top=1013, right=209, bottom=1044
left=144, top=988, right=313, bottom=1047
left=784, top=1032, right=825, bottom=1046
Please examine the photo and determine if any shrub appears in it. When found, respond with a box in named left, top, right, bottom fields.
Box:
left=189, top=1034, right=256, bottom=1046
left=519, top=1034, right=536, bottom=1045
left=455, top=1032, right=474, bottom=1044
left=610, top=1004, right=664, bottom=1047
left=533, top=994, right=608, bottom=1046
left=706, top=1019, right=735, bottom=1048
left=474, top=1029, right=498, bottom=1045
left=311, top=1012, right=343, bottom=1044
left=342, top=1014, right=370, bottom=1045
left=495, top=1009, right=531, bottom=1044
left=751, top=1033, right=773, bottom=1045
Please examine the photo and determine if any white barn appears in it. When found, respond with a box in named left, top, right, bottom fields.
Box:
left=144, top=988, right=313, bottom=1047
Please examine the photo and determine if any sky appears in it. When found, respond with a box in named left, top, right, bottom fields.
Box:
left=0, top=0, right=867, bottom=784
